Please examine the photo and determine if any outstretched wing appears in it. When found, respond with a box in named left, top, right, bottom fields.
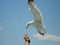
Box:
left=36, top=25, right=46, bottom=35
left=28, top=2, right=43, bottom=23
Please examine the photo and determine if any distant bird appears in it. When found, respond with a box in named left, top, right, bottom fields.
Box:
left=26, top=0, right=46, bottom=36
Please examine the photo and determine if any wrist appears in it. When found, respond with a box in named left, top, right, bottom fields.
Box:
left=25, top=40, right=30, bottom=43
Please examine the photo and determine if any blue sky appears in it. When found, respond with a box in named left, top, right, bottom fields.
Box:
left=0, top=0, right=60, bottom=45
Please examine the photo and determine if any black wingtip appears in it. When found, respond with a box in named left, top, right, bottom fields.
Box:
left=40, top=33, right=44, bottom=36
left=28, top=0, right=34, bottom=3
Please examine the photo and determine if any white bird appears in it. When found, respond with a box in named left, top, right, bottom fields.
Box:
left=26, top=0, right=46, bottom=36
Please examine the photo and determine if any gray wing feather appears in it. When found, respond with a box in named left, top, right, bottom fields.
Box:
left=28, top=2, right=43, bottom=23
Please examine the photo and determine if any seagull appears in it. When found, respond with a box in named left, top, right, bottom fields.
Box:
left=26, top=0, right=46, bottom=36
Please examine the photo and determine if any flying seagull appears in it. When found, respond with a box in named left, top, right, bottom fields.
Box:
left=26, top=0, right=46, bottom=36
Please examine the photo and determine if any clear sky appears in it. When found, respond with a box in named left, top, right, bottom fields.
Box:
left=0, top=0, right=60, bottom=45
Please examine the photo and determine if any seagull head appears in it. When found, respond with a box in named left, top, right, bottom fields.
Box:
left=28, top=0, right=34, bottom=3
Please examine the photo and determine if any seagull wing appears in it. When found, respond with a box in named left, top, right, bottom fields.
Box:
left=28, top=2, right=43, bottom=23
left=28, top=2, right=46, bottom=35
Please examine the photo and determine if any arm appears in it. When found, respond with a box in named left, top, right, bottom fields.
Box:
left=24, top=34, right=31, bottom=45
